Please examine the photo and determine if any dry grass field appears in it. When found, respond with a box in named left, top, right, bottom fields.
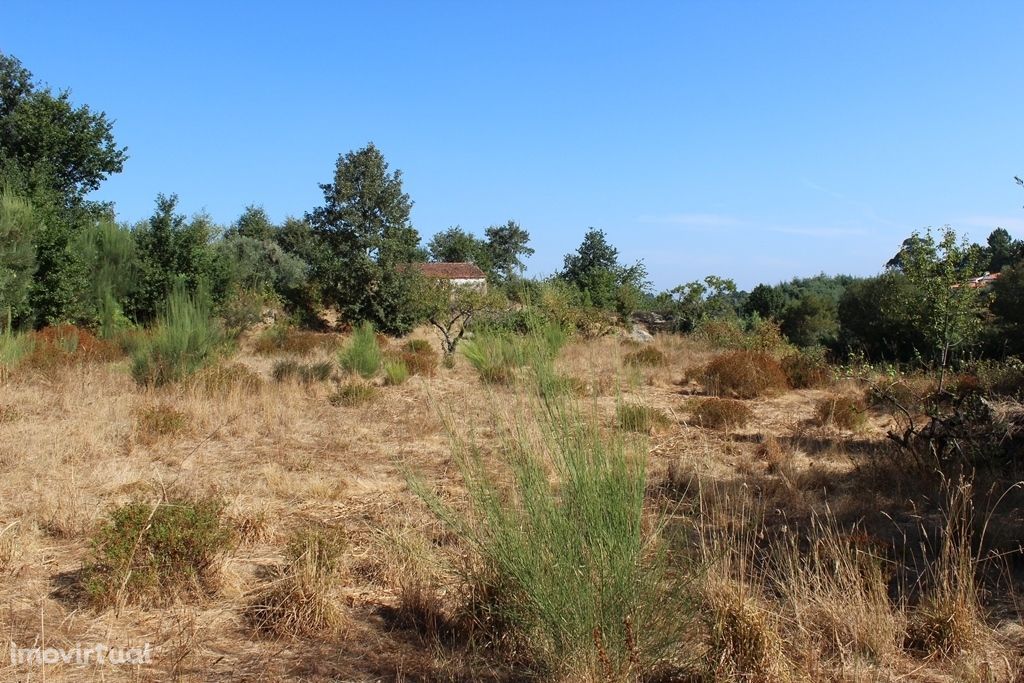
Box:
left=1, top=328, right=1022, bottom=681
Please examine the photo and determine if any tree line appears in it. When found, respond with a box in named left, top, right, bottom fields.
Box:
left=2, top=49, right=1023, bottom=370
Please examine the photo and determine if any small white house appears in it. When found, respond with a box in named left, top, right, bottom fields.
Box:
left=417, top=262, right=488, bottom=290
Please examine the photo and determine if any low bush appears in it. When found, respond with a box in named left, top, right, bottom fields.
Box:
left=815, top=394, right=868, bottom=431
left=691, top=398, right=753, bottom=430
left=411, top=392, right=692, bottom=678
left=781, top=352, right=832, bottom=389
left=624, top=345, right=666, bottom=368
left=383, top=360, right=409, bottom=386
left=617, top=403, right=671, bottom=433
left=968, top=357, right=1024, bottom=398
left=253, top=324, right=332, bottom=356
left=695, top=351, right=788, bottom=399
left=84, top=497, right=232, bottom=606
left=329, top=381, right=378, bottom=407
left=190, top=362, right=264, bottom=395
left=272, top=360, right=333, bottom=384
left=247, top=526, right=346, bottom=636
left=135, top=405, right=189, bottom=445
left=397, top=339, right=439, bottom=377
left=338, top=322, right=382, bottom=379
left=131, top=289, right=224, bottom=387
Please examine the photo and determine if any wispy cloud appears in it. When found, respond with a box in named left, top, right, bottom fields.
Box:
left=635, top=213, right=742, bottom=227
left=959, top=215, right=1024, bottom=233
left=768, top=225, right=869, bottom=237
left=800, top=178, right=905, bottom=230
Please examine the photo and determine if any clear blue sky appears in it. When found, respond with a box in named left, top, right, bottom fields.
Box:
left=4, top=2, right=1022, bottom=290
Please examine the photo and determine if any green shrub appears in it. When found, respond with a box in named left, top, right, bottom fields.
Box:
left=970, top=358, right=1024, bottom=398
left=691, top=398, right=753, bottom=430
left=412, top=392, right=692, bottom=678
left=383, top=360, right=409, bottom=386
left=462, top=325, right=565, bottom=386
left=0, top=329, right=34, bottom=371
left=695, top=351, right=788, bottom=399
left=84, top=497, right=232, bottom=606
left=338, top=322, right=382, bottom=379
left=272, top=360, right=333, bottom=384
left=781, top=352, right=832, bottom=389
left=617, top=403, right=671, bottom=433
left=329, top=381, right=378, bottom=407
left=131, top=288, right=224, bottom=387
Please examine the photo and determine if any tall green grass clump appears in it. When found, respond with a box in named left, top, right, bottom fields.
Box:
left=413, top=383, right=691, bottom=677
left=461, top=323, right=567, bottom=386
left=338, top=321, right=382, bottom=379
left=0, top=327, right=34, bottom=371
left=131, top=287, right=224, bottom=386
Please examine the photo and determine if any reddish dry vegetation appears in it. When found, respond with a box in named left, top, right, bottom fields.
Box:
left=693, top=350, right=789, bottom=398
left=25, top=325, right=122, bottom=369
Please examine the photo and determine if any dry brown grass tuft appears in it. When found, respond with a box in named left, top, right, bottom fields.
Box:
left=624, top=345, right=667, bottom=368
left=690, top=398, right=753, bottom=430
left=26, top=324, right=123, bottom=371
left=135, top=404, right=190, bottom=445
left=247, top=526, right=347, bottom=637
left=617, top=403, right=671, bottom=433
left=253, top=325, right=337, bottom=356
left=706, top=587, right=788, bottom=681
left=781, top=352, right=833, bottom=389
left=815, top=394, right=868, bottom=431
left=695, top=351, right=788, bottom=399
left=329, top=380, right=379, bottom=407
left=189, top=361, right=264, bottom=395
left=754, top=434, right=792, bottom=473
left=394, top=339, right=440, bottom=377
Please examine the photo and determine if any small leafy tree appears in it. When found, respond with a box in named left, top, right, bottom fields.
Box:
left=306, top=143, right=425, bottom=334
left=419, top=280, right=504, bottom=358
left=559, top=228, right=647, bottom=312
left=893, top=227, right=983, bottom=390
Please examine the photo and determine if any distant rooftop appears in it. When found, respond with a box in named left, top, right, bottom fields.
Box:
left=417, top=262, right=487, bottom=280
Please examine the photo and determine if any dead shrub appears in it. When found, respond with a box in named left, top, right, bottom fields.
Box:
left=695, top=351, right=788, bottom=399
left=706, top=588, right=787, bottom=681
left=247, top=526, right=346, bottom=636
left=691, top=398, right=753, bottom=430
left=253, top=325, right=334, bottom=356
left=395, top=339, right=439, bottom=377
left=190, top=362, right=264, bottom=395
left=135, top=405, right=190, bottom=445
left=815, top=394, right=868, bottom=431
left=25, top=324, right=121, bottom=371
left=781, top=353, right=832, bottom=389
left=329, top=381, right=378, bottom=407
left=0, top=404, right=17, bottom=424
left=272, top=359, right=333, bottom=384
left=754, top=434, right=791, bottom=473
left=624, top=346, right=666, bottom=368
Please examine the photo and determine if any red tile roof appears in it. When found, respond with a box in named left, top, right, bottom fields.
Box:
left=417, top=262, right=487, bottom=279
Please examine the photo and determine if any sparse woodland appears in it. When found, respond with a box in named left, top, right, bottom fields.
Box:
left=2, top=50, right=1024, bottom=681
